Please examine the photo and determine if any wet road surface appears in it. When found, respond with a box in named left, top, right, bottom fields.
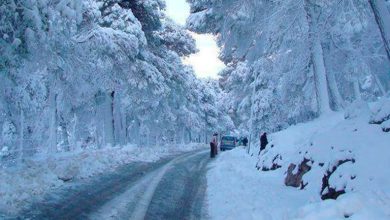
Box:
left=15, top=149, right=210, bottom=220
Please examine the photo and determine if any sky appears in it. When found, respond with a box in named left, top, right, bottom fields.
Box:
left=165, top=0, right=225, bottom=79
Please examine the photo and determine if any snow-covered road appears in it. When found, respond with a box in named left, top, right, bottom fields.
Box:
left=17, top=149, right=210, bottom=220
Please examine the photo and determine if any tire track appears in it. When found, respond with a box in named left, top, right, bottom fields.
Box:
left=17, top=151, right=200, bottom=220
left=15, top=149, right=209, bottom=220
left=129, top=150, right=208, bottom=220
left=144, top=151, right=210, bottom=220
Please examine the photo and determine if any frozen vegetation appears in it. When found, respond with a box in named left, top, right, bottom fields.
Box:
left=207, top=98, right=390, bottom=219
left=1, top=0, right=390, bottom=219
left=187, top=0, right=390, bottom=136
left=0, top=0, right=230, bottom=215
left=0, top=0, right=233, bottom=162
left=187, top=0, right=390, bottom=219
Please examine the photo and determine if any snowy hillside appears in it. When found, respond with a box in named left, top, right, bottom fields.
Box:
left=208, top=98, right=390, bottom=219
left=187, top=0, right=390, bottom=137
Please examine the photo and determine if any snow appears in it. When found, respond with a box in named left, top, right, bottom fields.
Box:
left=1, top=0, right=226, bottom=173
left=370, top=97, right=390, bottom=124
left=187, top=0, right=390, bottom=137
left=344, top=100, right=370, bottom=121
left=207, top=101, right=390, bottom=219
left=0, top=143, right=207, bottom=215
left=371, top=0, right=390, bottom=58
left=0, top=147, right=9, bottom=157
left=186, top=9, right=209, bottom=33
left=207, top=148, right=311, bottom=220
left=382, top=119, right=390, bottom=132
left=1, top=0, right=389, bottom=218
left=312, top=37, right=332, bottom=114
left=293, top=193, right=389, bottom=220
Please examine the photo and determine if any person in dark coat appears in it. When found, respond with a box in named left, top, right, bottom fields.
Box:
left=210, top=133, right=218, bottom=158
left=260, top=132, right=268, bottom=154
left=242, top=137, right=248, bottom=146
left=210, top=142, right=215, bottom=158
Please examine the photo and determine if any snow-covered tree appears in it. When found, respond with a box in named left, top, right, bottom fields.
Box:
left=187, top=0, right=390, bottom=139
left=0, top=0, right=224, bottom=163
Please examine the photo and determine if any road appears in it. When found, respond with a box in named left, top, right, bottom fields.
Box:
left=17, top=149, right=210, bottom=220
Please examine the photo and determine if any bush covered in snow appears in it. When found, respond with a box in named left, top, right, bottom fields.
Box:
left=0, top=146, right=10, bottom=158
left=382, top=120, right=390, bottom=132
left=370, top=98, right=390, bottom=124
left=344, top=100, right=371, bottom=121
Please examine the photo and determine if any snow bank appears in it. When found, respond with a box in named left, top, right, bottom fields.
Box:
left=208, top=99, right=390, bottom=219
left=382, top=119, right=390, bottom=132
left=207, top=148, right=311, bottom=220
left=0, top=143, right=206, bottom=215
left=260, top=103, right=390, bottom=197
left=293, top=192, right=389, bottom=220
left=370, top=97, right=390, bottom=124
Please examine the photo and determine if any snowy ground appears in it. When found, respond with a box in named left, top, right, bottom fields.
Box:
left=0, top=143, right=206, bottom=216
left=207, top=148, right=310, bottom=220
left=13, top=149, right=209, bottom=219
left=207, top=99, right=390, bottom=220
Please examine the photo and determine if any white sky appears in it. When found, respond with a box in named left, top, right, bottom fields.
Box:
left=164, top=0, right=225, bottom=79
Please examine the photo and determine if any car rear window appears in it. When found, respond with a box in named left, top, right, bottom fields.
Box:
left=222, top=136, right=235, bottom=141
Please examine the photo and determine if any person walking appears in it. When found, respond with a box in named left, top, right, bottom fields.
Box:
left=259, top=132, right=268, bottom=155
left=210, top=133, right=218, bottom=158
left=242, top=137, right=248, bottom=146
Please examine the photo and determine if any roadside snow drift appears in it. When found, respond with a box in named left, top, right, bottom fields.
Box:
left=0, top=143, right=206, bottom=215
left=207, top=98, right=390, bottom=219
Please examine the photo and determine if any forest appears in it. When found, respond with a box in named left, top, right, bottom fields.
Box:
left=187, top=0, right=390, bottom=137
left=1, top=0, right=390, bottom=165
left=1, top=0, right=390, bottom=219
left=0, top=0, right=234, bottom=163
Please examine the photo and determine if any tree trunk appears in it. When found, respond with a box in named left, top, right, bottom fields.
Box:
left=109, top=91, right=115, bottom=146
left=98, top=91, right=115, bottom=147
left=204, top=112, right=208, bottom=144
left=312, top=32, right=332, bottom=114
left=59, top=115, right=70, bottom=151
left=188, top=129, right=192, bottom=143
left=18, top=108, right=24, bottom=163
left=327, top=70, right=344, bottom=110
left=113, top=91, right=124, bottom=145
left=373, top=73, right=387, bottom=95
left=369, top=0, right=390, bottom=61
left=305, top=0, right=332, bottom=114
left=70, top=113, right=77, bottom=151
left=125, top=118, right=129, bottom=143
left=48, top=93, right=58, bottom=154
left=353, top=78, right=362, bottom=100
left=95, top=91, right=115, bottom=148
